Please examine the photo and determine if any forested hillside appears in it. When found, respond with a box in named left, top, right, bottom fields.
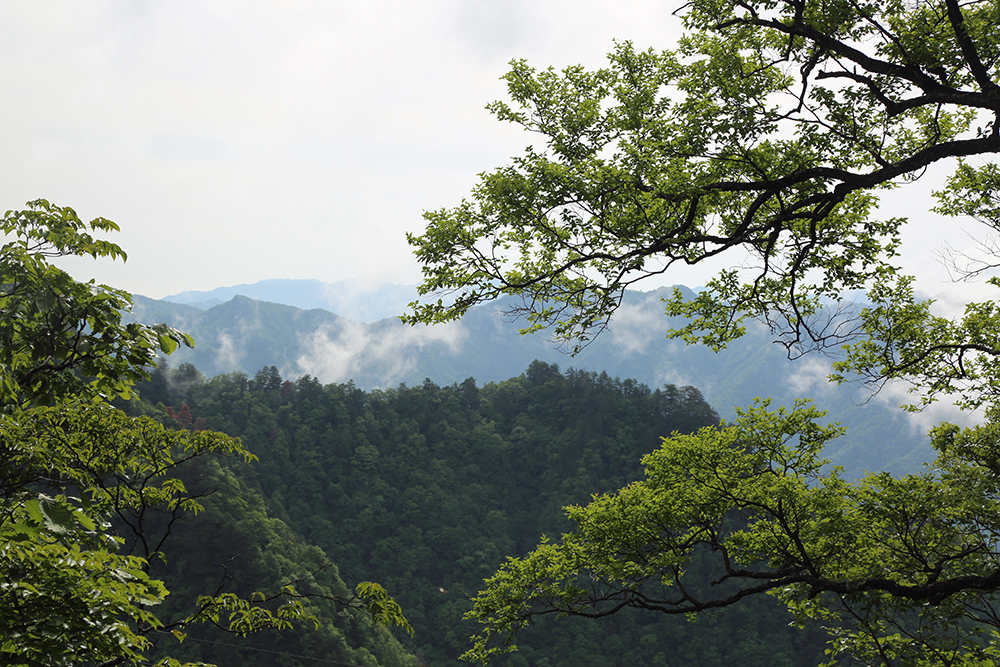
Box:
left=142, top=455, right=418, bottom=666
left=132, top=361, right=830, bottom=666
left=128, top=287, right=921, bottom=478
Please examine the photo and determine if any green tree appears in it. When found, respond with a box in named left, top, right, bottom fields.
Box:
left=0, top=201, right=410, bottom=666
left=404, top=1, right=1000, bottom=664
left=0, top=200, right=193, bottom=407
left=160, top=360, right=747, bottom=666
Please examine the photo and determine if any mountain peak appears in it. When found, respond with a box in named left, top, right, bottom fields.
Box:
left=160, top=278, right=416, bottom=323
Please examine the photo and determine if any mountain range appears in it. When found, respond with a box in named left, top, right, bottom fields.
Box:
left=161, top=278, right=416, bottom=322
left=130, top=279, right=940, bottom=478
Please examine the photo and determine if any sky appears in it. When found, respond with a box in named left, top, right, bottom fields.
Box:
left=0, top=1, right=989, bottom=305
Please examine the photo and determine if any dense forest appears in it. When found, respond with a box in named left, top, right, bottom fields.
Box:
left=125, top=287, right=924, bottom=480
left=7, top=0, right=1000, bottom=663
left=127, top=360, right=831, bottom=666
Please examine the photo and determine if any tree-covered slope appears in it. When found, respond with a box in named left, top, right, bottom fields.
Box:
left=129, top=287, right=919, bottom=477
left=138, top=361, right=830, bottom=667
left=141, top=454, right=418, bottom=667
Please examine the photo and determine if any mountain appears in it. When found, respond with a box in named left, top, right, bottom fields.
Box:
left=127, top=286, right=931, bottom=478
left=131, top=294, right=355, bottom=379
left=160, top=278, right=416, bottom=323
left=142, top=362, right=826, bottom=667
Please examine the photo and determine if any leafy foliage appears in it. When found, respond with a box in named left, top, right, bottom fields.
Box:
left=148, top=360, right=840, bottom=666
left=0, top=202, right=411, bottom=666
left=0, top=402, right=254, bottom=666
left=462, top=400, right=1000, bottom=665
left=403, top=1, right=1000, bottom=665
left=0, top=199, right=192, bottom=406
left=404, top=0, right=997, bottom=361
left=356, top=582, right=415, bottom=637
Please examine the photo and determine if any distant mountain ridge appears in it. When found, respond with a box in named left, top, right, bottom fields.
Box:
left=127, top=282, right=932, bottom=477
left=160, top=278, right=416, bottom=323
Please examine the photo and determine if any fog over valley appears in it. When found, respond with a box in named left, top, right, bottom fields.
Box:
left=128, top=278, right=945, bottom=478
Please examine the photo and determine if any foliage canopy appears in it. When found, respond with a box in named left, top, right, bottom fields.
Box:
left=0, top=200, right=193, bottom=407
left=0, top=201, right=409, bottom=666
left=142, top=360, right=783, bottom=667
left=405, top=1, right=1000, bottom=664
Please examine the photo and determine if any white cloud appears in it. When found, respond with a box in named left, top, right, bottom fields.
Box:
left=870, top=379, right=982, bottom=436
left=213, top=330, right=245, bottom=372
left=296, top=319, right=466, bottom=386
left=925, top=280, right=1000, bottom=319
left=651, top=361, right=702, bottom=394
left=785, top=356, right=835, bottom=397
left=608, top=299, right=669, bottom=355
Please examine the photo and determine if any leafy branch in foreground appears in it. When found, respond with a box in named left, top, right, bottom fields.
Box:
left=1, top=201, right=411, bottom=666
left=405, top=1, right=1000, bottom=664
left=0, top=199, right=193, bottom=408
left=405, top=0, right=998, bottom=365
left=463, top=401, right=1000, bottom=665
left=185, top=572, right=412, bottom=639
left=0, top=401, right=328, bottom=666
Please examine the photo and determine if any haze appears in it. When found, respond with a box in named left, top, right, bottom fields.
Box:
left=0, top=1, right=987, bottom=306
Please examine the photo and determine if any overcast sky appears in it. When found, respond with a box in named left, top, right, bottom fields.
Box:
left=0, top=1, right=987, bottom=304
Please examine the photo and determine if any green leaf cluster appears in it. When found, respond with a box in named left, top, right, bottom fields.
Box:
left=462, top=400, right=1000, bottom=665
left=151, top=360, right=835, bottom=666
left=403, top=0, right=1000, bottom=664
left=1, top=202, right=411, bottom=666
left=0, top=200, right=192, bottom=406
left=405, top=0, right=997, bottom=357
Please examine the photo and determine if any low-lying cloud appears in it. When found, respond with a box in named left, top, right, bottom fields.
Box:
left=871, top=378, right=982, bottom=436
left=296, top=319, right=467, bottom=387
left=608, top=299, right=670, bottom=356
left=785, top=356, right=835, bottom=397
